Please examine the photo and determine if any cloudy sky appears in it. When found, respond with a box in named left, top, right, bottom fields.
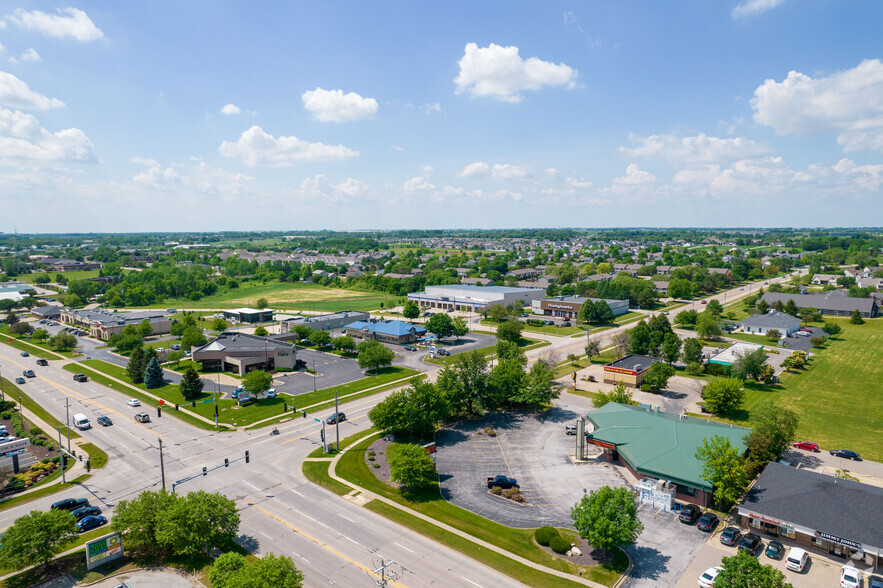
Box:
left=1, top=1, right=882, bottom=232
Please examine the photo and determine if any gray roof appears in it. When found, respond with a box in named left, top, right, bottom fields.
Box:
left=761, top=292, right=877, bottom=314
left=604, top=354, right=661, bottom=373
left=194, top=332, right=296, bottom=353
left=739, top=310, right=801, bottom=330
left=433, top=284, right=543, bottom=294
left=741, top=462, right=883, bottom=549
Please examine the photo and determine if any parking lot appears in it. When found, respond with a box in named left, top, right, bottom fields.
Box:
left=434, top=403, right=711, bottom=585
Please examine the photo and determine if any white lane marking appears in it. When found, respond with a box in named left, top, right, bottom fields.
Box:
left=292, top=508, right=333, bottom=531
left=393, top=542, right=414, bottom=553
left=461, top=577, right=483, bottom=587
left=342, top=535, right=365, bottom=548
left=290, top=489, right=305, bottom=497
left=259, top=531, right=272, bottom=540
left=338, top=513, right=355, bottom=523
left=242, top=480, right=261, bottom=492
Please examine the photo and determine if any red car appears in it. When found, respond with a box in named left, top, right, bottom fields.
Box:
left=793, top=441, right=820, bottom=452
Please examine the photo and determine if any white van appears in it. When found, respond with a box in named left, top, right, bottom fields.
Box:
left=786, top=547, right=808, bottom=572
left=73, top=413, right=91, bottom=431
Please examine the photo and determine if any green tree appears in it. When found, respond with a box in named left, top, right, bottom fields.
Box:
left=628, top=321, right=651, bottom=355
left=766, top=328, right=781, bottom=341
left=243, top=369, right=272, bottom=396
left=785, top=349, right=807, bottom=370
left=674, top=309, right=698, bottom=327
left=48, top=331, right=77, bottom=351
left=181, top=326, right=208, bottom=350
left=143, top=356, right=164, bottom=388
left=226, top=553, right=304, bottom=588
left=256, top=297, right=268, bottom=309
left=253, top=325, right=269, bottom=337
left=435, top=350, right=491, bottom=416
left=643, top=362, right=675, bottom=392
left=368, top=378, right=449, bottom=439
left=213, top=318, right=230, bottom=331
left=389, top=444, right=436, bottom=489
left=714, top=550, right=793, bottom=588
left=595, top=301, right=615, bottom=323
left=5, top=311, right=19, bottom=326
left=695, top=311, right=722, bottom=340
left=0, top=509, right=78, bottom=570
left=578, top=299, right=598, bottom=323
left=757, top=298, right=770, bottom=315
left=706, top=299, right=724, bottom=316
left=823, top=321, right=842, bottom=337
left=31, top=328, right=49, bottom=342
left=111, top=489, right=178, bottom=555
left=850, top=309, right=865, bottom=324
left=451, top=316, right=469, bottom=340
left=489, top=359, right=526, bottom=407
left=695, top=435, right=750, bottom=508
left=167, top=350, right=185, bottom=366
left=701, top=376, right=744, bottom=415
left=402, top=300, right=420, bottom=320
left=661, top=332, right=681, bottom=364
left=138, top=319, right=154, bottom=338
left=592, top=382, right=634, bottom=409
left=570, top=486, right=644, bottom=551
left=584, top=338, right=600, bottom=361
left=732, top=348, right=768, bottom=381
left=749, top=400, right=799, bottom=461
left=681, top=337, right=703, bottom=364
left=154, top=490, right=240, bottom=558
left=496, top=339, right=526, bottom=364
left=487, top=304, right=509, bottom=322
left=210, top=552, right=247, bottom=588
left=426, top=312, right=455, bottom=340
left=127, top=345, right=146, bottom=384
left=333, top=335, right=356, bottom=352
left=310, top=329, right=331, bottom=346
left=10, top=322, right=30, bottom=337
left=783, top=298, right=799, bottom=317
left=495, top=319, right=524, bottom=344
left=356, top=340, right=395, bottom=373
left=180, top=366, right=204, bottom=401
left=514, top=360, right=559, bottom=407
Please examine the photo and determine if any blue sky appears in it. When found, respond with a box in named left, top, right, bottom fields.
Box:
left=1, top=1, right=882, bottom=232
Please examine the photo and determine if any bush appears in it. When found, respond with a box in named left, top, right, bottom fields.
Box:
left=490, top=486, right=503, bottom=495
left=535, top=526, right=559, bottom=546
left=503, top=489, right=525, bottom=503
left=640, top=384, right=651, bottom=392
left=705, top=363, right=731, bottom=377
left=372, top=463, right=380, bottom=469
left=51, top=456, right=60, bottom=464
left=549, top=536, right=571, bottom=554
left=29, top=426, right=44, bottom=437
left=40, top=457, right=50, bottom=464
left=367, top=456, right=375, bottom=461
left=685, top=362, right=704, bottom=376
left=0, top=411, right=11, bottom=420
left=484, top=427, right=496, bottom=437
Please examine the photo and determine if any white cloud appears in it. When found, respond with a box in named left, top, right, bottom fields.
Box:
left=220, top=103, right=241, bottom=115
left=423, top=102, right=441, bottom=114
left=0, top=42, right=5, bottom=57
left=459, top=161, right=489, bottom=178
left=403, top=175, right=436, bottom=194
left=620, top=133, right=768, bottom=164
left=751, top=59, right=883, bottom=152
left=390, top=145, right=404, bottom=152
left=20, top=48, right=40, bottom=63
left=0, top=107, right=95, bottom=164
left=301, top=87, right=379, bottom=122
left=545, top=167, right=560, bottom=177
left=454, top=42, right=578, bottom=103
left=732, top=0, right=787, bottom=19
left=603, top=163, right=659, bottom=198
left=0, top=71, right=64, bottom=110
left=491, top=163, right=533, bottom=180
left=131, top=159, right=254, bottom=201
left=218, top=126, right=358, bottom=166
left=565, top=177, right=593, bottom=189
left=5, top=7, right=104, bottom=42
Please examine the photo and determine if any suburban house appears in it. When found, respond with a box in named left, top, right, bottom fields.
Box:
left=460, top=277, right=495, bottom=286
left=739, top=310, right=802, bottom=338
left=603, top=355, right=662, bottom=388
left=222, top=308, right=275, bottom=324
left=760, top=292, right=879, bottom=318
left=856, top=276, right=883, bottom=290
left=739, top=462, right=883, bottom=568
left=811, top=274, right=841, bottom=286
left=586, top=403, right=751, bottom=507
left=343, top=319, right=427, bottom=345
left=191, top=332, right=298, bottom=375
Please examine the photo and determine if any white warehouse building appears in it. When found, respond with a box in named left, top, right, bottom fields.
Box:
left=407, top=285, right=546, bottom=312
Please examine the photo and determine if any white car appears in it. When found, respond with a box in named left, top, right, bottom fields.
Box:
left=786, top=547, right=808, bottom=572
left=127, top=398, right=141, bottom=407
left=698, top=566, right=722, bottom=588
left=841, top=566, right=862, bottom=588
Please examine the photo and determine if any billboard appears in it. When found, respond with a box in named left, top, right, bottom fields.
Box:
left=86, top=532, right=124, bottom=570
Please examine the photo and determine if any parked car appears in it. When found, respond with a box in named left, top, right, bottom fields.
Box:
left=698, top=567, right=723, bottom=588
left=51, top=497, right=89, bottom=511
left=561, top=322, right=572, bottom=327
left=20, top=351, right=29, bottom=357
left=77, top=515, right=108, bottom=533
left=830, top=449, right=861, bottom=460
left=97, top=415, right=113, bottom=427
left=765, top=540, right=785, bottom=560
left=134, top=412, right=150, bottom=423
left=486, top=475, right=518, bottom=489
left=423, top=311, right=433, bottom=317
left=72, top=373, right=88, bottom=382
left=792, top=441, right=820, bottom=452
left=678, top=504, right=701, bottom=524
left=170, top=344, right=181, bottom=350
left=127, top=398, right=141, bottom=407
left=701, top=300, right=707, bottom=304
left=738, top=533, right=762, bottom=555
left=266, top=388, right=277, bottom=399
left=565, top=424, right=578, bottom=435
left=841, top=565, right=862, bottom=588
left=71, top=505, right=101, bottom=520
left=696, top=513, right=719, bottom=532
left=14, top=377, right=25, bottom=385
left=232, top=386, right=244, bottom=399
left=436, top=349, right=450, bottom=357
left=542, top=320, right=554, bottom=325
left=36, top=358, right=48, bottom=366
left=868, top=576, right=883, bottom=588
left=785, top=547, right=809, bottom=572
left=403, top=345, right=417, bottom=351
left=326, top=412, right=346, bottom=425
left=23, top=370, right=35, bottom=378
left=720, top=527, right=741, bottom=546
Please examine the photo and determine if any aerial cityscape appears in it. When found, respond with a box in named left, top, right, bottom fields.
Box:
left=1, top=2, right=882, bottom=588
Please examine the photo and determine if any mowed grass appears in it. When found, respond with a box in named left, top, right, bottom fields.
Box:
left=17, top=269, right=101, bottom=284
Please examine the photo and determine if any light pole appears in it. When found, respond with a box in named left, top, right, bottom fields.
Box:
left=0, top=364, right=5, bottom=400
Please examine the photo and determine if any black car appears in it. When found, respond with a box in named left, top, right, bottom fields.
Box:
left=765, top=540, right=785, bottom=560
left=720, top=527, right=742, bottom=546
left=435, top=349, right=450, bottom=357
left=678, top=504, right=701, bottom=524
left=696, top=513, right=719, bottom=532
left=51, top=497, right=90, bottom=511
left=403, top=345, right=417, bottom=351
left=36, top=358, right=48, bottom=366
left=830, top=449, right=861, bottom=461
left=73, top=373, right=88, bottom=382
left=326, top=412, right=346, bottom=425
left=71, top=505, right=101, bottom=520
left=97, top=416, right=113, bottom=427
left=738, top=533, right=762, bottom=554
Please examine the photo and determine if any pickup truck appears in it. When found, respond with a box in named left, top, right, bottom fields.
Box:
left=486, top=475, right=518, bottom=490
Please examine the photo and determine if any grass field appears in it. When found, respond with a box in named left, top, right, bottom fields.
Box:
left=0, top=326, right=75, bottom=359
left=725, top=332, right=774, bottom=346
left=423, top=337, right=549, bottom=366
left=17, top=269, right=101, bottom=284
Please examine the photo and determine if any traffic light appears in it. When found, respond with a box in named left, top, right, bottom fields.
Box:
left=302, top=411, right=307, bottom=418
left=157, top=407, right=161, bottom=418
left=224, top=458, right=229, bottom=467
left=320, top=429, right=325, bottom=442
left=245, top=450, right=250, bottom=464
left=85, top=459, right=91, bottom=472
left=202, top=466, right=207, bottom=476
left=192, top=400, right=196, bottom=408
left=175, top=404, right=179, bottom=411
left=283, top=402, right=288, bottom=411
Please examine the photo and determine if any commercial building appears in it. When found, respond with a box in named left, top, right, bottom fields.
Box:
left=603, top=354, right=662, bottom=387
left=222, top=308, right=275, bottom=324
left=586, top=403, right=751, bottom=507
left=191, top=332, right=297, bottom=375
left=407, top=284, right=545, bottom=312
left=760, top=292, right=879, bottom=318
left=343, top=319, right=426, bottom=345
left=0, top=282, right=35, bottom=302
left=60, top=308, right=172, bottom=340
left=531, top=295, right=629, bottom=319
left=739, top=310, right=802, bottom=338
left=708, top=342, right=764, bottom=366
left=739, top=462, right=882, bottom=568
left=281, top=311, right=369, bottom=333
left=30, top=305, right=62, bottom=321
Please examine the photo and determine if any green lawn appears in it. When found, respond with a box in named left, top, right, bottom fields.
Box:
left=301, top=460, right=353, bottom=495
left=725, top=332, right=774, bottom=346
left=0, top=326, right=74, bottom=359
left=480, top=318, right=585, bottom=337
left=80, top=443, right=108, bottom=469
left=17, top=269, right=102, bottom=284
left=552, top=353, right=617, bottom=378
left=424, top=337, right=547, bottom=366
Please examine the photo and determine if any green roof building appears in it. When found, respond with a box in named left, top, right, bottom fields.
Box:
left=586, top=403, right=751, bottom=507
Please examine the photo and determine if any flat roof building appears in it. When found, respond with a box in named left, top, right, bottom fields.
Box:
left=281, top=311, right=370, bottom=333
left=222, top=308, right=275, bottom=324
left=343, top=320, right=427, bottom=345
left=191, top=331, right=297, bottom=375
left=708, top=342, right=764, bottom=366
left=407, top=284, right=545, bottom=312
left=531, top=295, right=629, bottom=319
left=60, top=308, right=172, bottom=340
left=760, top=292, right=878, bottom=318
left=603, top=354, right=662, bottom=388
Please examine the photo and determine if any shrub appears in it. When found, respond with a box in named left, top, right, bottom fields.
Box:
left=535, top=526, right=559, bottom=546
left=32, top=438, right=44, bottom=447
left=5, top=477, right=25, bottom=492
left=51, top=456, right=60, bottom=464
left=484, top=427, right=497, bottom=437
left=46, top=444, right=54, bottom=451
left=29, top=426, right=44, bottom=437
left=490, top=486, right=503, bottom=495
left=549, top=536, right=571, bottom=554
left=504, top=489, right=525, bottom=503
left=41, top=457, right=50, bottom=464
left=0, top=411, right=11, bottom=420
left=372, top=463, right=380, bottom=469
left=640, top=384, right=651, bottom=392
left=685, top=362, right=704, bottom=375
left=367, top=456, right=375, bottom=461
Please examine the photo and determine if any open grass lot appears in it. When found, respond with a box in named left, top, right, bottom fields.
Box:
left=17, top=269, right=102, bottom=284
left=423, top=337, right=548, bottom=366
left=725, top=332, right=773, bottom=346
left=0, top=326, right=76, bottom=359
left=132, top=281, right=401, bottom=312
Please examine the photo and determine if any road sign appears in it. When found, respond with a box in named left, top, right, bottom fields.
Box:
left=313, top=417, right=321, bottom=423
left=0, top=438, right=30, bottom=453
left=4, top=449, right=25, bottom=457
left=158, top=399, right=165, bottom=406
left=86, top=532, right=124, bottom=570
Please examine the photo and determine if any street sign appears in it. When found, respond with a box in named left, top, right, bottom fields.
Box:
left=158, top=399, right=165, bottom=406
left=0, top=438, right=30, bottom=453
left=313, top=417, right=321, bottom=423
left=86, top=532, right=124, bottom=570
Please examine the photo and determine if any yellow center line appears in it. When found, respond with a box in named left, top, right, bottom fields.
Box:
left=281, top=413, right=369, bottom=445
left=246, top=501, right=409, bottom=588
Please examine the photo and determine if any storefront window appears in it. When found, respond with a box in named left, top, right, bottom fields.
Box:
left=781, top=527, right=796, bottom=540
left=812, top=536, right=827, bottom=549
left=750, top=518, right=762, bottom=530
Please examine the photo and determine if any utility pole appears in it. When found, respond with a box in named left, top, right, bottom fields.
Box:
left=65, top=398, right=71, bottom=452
left=57, top=427, right=66, bottom=484
left=372, top=559, right=398, bottom=587
left=159, top=438, right=166, bottom=491
left=322, top=421, right=327, bottom=454
left=335, top=390, right=340, bottom=451
left=216, top=367, right=221, bottom=428
left=0, top=364, right=5, bottom=399
left=313, top=360, right=316, bottom=392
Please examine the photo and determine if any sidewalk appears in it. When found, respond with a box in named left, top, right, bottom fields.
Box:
left=325, top=434, right=609, bottom=588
